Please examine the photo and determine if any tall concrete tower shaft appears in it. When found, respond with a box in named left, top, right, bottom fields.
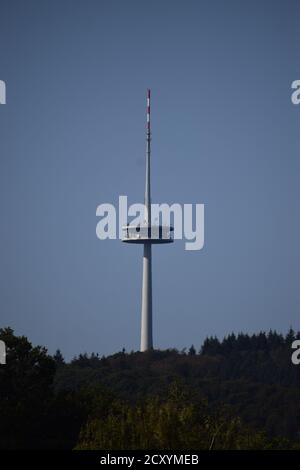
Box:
left=140, top=89, right=153, bottom=351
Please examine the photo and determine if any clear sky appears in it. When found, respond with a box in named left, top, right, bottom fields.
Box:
left=0, top=0, right=299, bottom=359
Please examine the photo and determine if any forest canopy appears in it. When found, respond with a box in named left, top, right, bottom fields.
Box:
left=1, top=327, right=300, bottom=450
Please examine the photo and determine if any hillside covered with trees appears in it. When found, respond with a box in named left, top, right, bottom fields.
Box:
left=1, top=327, right=300, bottom=449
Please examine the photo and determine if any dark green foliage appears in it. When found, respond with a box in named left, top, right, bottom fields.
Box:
left=53, top=349, right=65, bottom=366
left=0, top=327, right=56, bottom=448
left=188, top=345, right=196, bottom=356
left=1, top=327, right=300, bottom=449
left=76, top=383, right=277, bottom=450
left=0, top=327, right=121, bottom=449
left=56, top=329, right=300, bottom=444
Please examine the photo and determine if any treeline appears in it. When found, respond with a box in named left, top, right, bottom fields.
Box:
left=1, top=327, right=300, bottom=449
left=57, top=329, right=300, bottom=391
left=201, top=329, right=299, bottom=356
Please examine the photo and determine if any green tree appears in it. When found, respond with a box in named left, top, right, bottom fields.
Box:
left=53, top=349, right=65, bottom=366
left=0, top=327, right=56, bottom=449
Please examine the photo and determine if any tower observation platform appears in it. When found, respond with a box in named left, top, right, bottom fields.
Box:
left=122, top=224, right=174, bottom=244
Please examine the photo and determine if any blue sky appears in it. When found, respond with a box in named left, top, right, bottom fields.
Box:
left=0, top=0, right=299, bottom=358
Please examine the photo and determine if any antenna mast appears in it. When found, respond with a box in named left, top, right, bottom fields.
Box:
left=145, top=89, right=151, bottom=226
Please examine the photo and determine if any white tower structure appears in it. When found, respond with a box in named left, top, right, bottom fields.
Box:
left=122, top=90, right=174, bottom=351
